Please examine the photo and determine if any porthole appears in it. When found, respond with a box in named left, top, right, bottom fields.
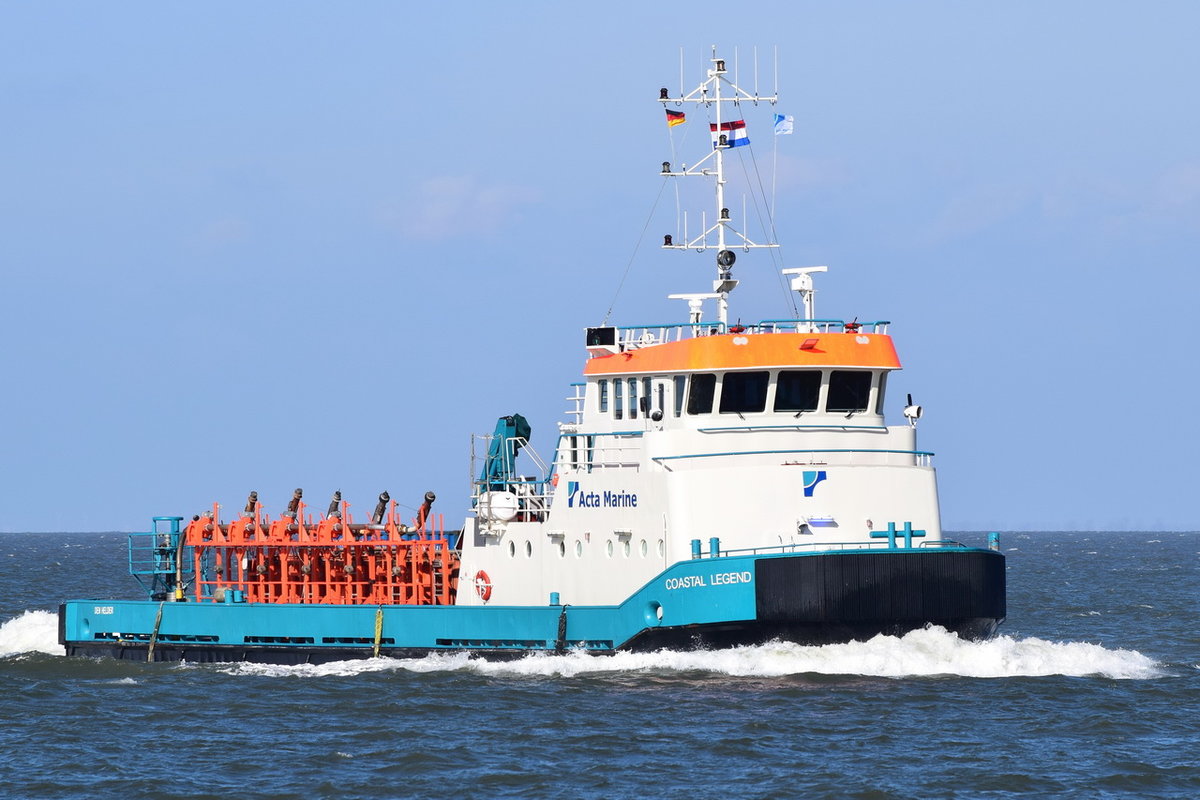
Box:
left=525, top=540, right=533, bottom=558
left=623, top=540, right=631, bottom=557
left=575, top=540, right=583, bottom=558
left=508, top=541, right=516, bottom=558
left=640, top=539, right=648, bottom=557
left=606, top=540, right=614, bottom=557
left=657, top=539, right=664, bottom=557
left=558, top=541, right=566, bottom=558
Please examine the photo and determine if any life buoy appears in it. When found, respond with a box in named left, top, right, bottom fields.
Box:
left=475, top=571, right=493, bottom=602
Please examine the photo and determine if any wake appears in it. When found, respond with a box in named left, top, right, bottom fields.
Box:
left=219, top=626, right=1163, bottom=681
left=2, top=610, right=1162, bottom=679
left=0, top=610, right=65, bottom=657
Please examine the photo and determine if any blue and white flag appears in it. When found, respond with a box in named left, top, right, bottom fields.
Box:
left=710, top=120, right=749, bottom=148
left=774, top=114, right=794, bottom=135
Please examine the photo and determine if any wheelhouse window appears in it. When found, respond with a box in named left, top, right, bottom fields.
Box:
left=687, top=373, right=716, bottom=415
left=673, top=376, right=686, bottom=417
left=827, top=370, right=871, bottom=413
left=598, top=380, right=609, bottom=413
left=774, top=370, right=821, bottom=412
left=628, top=377, right=638, bottom=419
left=719, top=371, right=769, bottom=414
left=614, top=378, right=624, bottom=420
left=875, top=372, right=888, bottom=415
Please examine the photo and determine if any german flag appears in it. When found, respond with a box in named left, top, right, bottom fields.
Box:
left=665, top=109, right=686, bottom=127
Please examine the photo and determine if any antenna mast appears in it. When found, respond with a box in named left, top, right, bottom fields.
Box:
left=659, top=46, right=779, bottom=326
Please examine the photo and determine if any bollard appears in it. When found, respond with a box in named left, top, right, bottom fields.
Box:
left=709, top=537, right=720, bottom=558
left=550, top=591, right=560, bottom=606
left=691, top=539, right=702, bottom=559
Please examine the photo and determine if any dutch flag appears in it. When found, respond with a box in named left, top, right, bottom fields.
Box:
left=710, top=119, right=749, bottom=148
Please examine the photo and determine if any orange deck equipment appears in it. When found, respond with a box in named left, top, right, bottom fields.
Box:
left=184, top=499, right=460, bottom=606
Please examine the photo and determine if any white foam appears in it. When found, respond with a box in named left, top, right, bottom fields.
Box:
left=0, top=610, right=65, bottom=657
left=209, top=627, right=1164, bottom=680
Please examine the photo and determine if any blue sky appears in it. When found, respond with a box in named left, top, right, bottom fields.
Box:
left=2, top=2, right=1197, bottom=532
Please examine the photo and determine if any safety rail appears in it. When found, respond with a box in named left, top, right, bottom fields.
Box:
left=606, top=318, right=891, bottom=352
left=692, top=537, right=974, bottom=559
left=470, top=433, right=554, bottom=521
left=554, top=430, right=645, bottom=473
left=653, top=448, right=934, bottom=468
left=472, top=476, right=552, bottom=522
left=128, top=516, right=190, bottom=600
left=755, top=319, right=891, bottom=335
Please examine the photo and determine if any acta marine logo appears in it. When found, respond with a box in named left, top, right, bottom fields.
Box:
left=566, top=481, right=638, bottom=509
left=803, top=470, right=827, bottom=497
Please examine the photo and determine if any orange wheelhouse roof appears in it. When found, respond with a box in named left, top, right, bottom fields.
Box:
left=582, top=332, right=901, bottom=376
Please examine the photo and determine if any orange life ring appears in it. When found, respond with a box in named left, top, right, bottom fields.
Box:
left=475, top=570, right=493, bottom=602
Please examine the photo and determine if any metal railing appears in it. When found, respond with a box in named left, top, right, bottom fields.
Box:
left=693, top=537, right=973, bottom=559
left=653, top=448, right=934, bottom=468
left=608, top=318, right=892, bottom=351
left=470, top=434, right=554, bottom=521
left=128, top=516, right=190, bottom=600
left=553, top=430, right=646, bottom=473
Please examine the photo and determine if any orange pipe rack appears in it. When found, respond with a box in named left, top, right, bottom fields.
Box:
left=184, top=500, right=460, bottom=606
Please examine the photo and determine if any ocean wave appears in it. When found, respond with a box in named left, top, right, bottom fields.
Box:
left=214, top=626, right=1164, bottom=681
left=0, top=610, right=65, bottom=657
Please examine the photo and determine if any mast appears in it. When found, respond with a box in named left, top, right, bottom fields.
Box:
left=660, top=47, right=779, bottom=326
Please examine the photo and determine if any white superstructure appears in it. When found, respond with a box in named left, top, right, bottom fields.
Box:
left=457, top=50, right=941, bottom=607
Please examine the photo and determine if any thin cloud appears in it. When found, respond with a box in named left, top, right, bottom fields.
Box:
left=1042, top=162, right=1200, bottom=238
left=918, top=181, right=1031, bottom=245
left=383, top=175, right=540, bottom=240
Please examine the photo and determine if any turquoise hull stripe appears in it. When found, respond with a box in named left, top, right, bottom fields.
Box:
left=62, top=546, right=993, bottom=654
left=63, top=553, right=765, bottom=653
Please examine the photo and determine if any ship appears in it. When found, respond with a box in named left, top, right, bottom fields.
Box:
left=59, top=49, right=1005, bottom=664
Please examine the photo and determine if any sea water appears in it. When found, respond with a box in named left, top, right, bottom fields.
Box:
left=1, top=531, right=1196, bottom=799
